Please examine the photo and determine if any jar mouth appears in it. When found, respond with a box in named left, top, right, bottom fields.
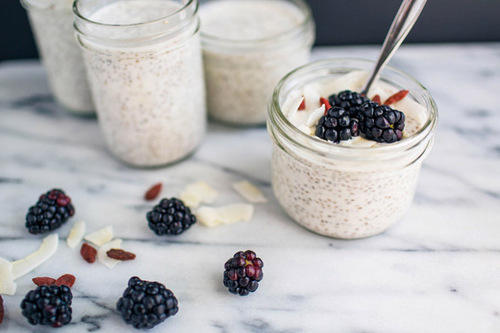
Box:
left=73, top=0, right=198, bottom=28
left=268, top=58, right=439, bottom=160
left=20, top=0, right=66, bottom=11
left=199, top=0, right=313, bottom=46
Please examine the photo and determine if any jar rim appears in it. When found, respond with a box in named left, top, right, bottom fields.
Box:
left=268, top=58, right=439, bottom=159
left=73, top=0, right=197, bottom=28
left=199, top=0, right=313, bottom=46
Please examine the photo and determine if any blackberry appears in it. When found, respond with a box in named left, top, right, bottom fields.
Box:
left=223, top=250, right=263, bottom=296
left=20, top=285, right=72, bottom=327
left=358, top=102, right=406, bottom=143
left=116, top=276, right=178, bottom=329
left=315, top=107, right=360, bottom=143
left=329, top=90, right=370, bottom=117
left=25, top=189, right=75, bottom=235
left=146, top=198, right=196, bottom=235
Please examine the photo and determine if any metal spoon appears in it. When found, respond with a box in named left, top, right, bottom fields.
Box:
left=361, top=0, right=427, bottom=96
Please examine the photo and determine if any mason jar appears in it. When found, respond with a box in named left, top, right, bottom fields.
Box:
left=200, top=0, right=315, bottom=125
left=73, top=0, right=206, bottom=167
left=267, top=59, right=438, bottom=239
left=20, top=0, right=94, bottom=115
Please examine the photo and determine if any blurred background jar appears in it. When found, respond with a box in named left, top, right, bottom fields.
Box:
left=20, top=0, right=94, bottom=115
left=199, top=0, right=315, bottom=126
left=73, top=0, right=206, bottom=167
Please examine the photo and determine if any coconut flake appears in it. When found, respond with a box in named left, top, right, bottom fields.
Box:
left=288, top=96, right=304, bottom=119
left=232, top=181, right=268, bottom=203
left=303, top=86, right=320, bottom=111
left=281, top=90, right=301, bottom=116
left=306, top=105, right=326, bottom=127
left=67, top=221, right=86, bottom=249
left=84, top=225, right=113, bottom=247
left=197, top=203, right=255, bottom=227
left=0, top=258, right=17, bottom=295
left=317, top=71, right=368, bottom=97
left=11, top=234, right=59, bottom=280
left=196, top=206, right=224, bottom=228
left=218, top=204, right=254, bottom=223
left=179, top=181, right=218, bottom=208
left=98, top=239, right=123, bottom=269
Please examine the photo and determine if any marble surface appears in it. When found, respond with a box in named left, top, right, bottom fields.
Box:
left=1, top=43, right=499, bottom=333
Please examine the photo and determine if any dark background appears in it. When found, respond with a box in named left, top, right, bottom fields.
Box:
left=1, top=0, right=499, bottom=61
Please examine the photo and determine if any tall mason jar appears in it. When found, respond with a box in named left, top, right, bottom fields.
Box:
left=268, top=59, right=438, bottom=239
left=20, top=0, right=94, bottom=115
left=73, top=0, right=206, bottom=167
left=200, top=0, right=315, bottom=126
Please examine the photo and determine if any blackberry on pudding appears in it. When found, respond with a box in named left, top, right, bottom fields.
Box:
left=315, top=107, right=360, bottom=143
left=223, top=250, right=263, bottom=296
left=328, top=90, right=370, bottom=117
left=116, top=276, right=178, bottom=329
left=358, top=102, right=406, bottom=143
left=25, top=189, right=75, bottom=235
left=20, top=285, right=73, bottom=327
left=146, top=198, right=196, bottom=235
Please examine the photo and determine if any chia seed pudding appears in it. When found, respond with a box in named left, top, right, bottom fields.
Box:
left=21, top=0, right=94, bottom=115
left=267, top=59, right=438, bottom=239
left=74, top=0, right=206, bottom=167
left=200, top=0, right=314, bottom=125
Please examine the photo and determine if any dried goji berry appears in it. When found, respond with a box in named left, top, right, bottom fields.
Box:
left=0, top=294, right=4, bottom=324
left=298, top=98, right=306, bottom=110
left=372, top=94, right=382, bottom=105
left=106, top=249, right=136, bottom=261
left=383, top=90, right=409, bottom=105
left=32, top=277, right=56, bottom=287
left=81, top=242, right=97, bottom=263
left=319, top=97, right=331, bottom=114
left=145, top=183, right=162, bottom=201
left=55, top=274, right=76, bottom=288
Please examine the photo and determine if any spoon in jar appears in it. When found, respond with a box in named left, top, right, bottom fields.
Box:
left=361, top=0, right=427, bottom=96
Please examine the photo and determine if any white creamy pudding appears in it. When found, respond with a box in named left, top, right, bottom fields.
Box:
left=22, top=0, right=94, bottom=114
left=200, top=0, right=314, bottom=125
left=284, top=71, right=427, bottom=146
left=74, top=0, right=205, bottom=167
left=268, top=61, right=438, bottom=239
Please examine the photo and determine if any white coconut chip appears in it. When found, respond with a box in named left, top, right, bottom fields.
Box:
left=98, top=238, right=123, bottom=269
left=179, top=181, right=218, bottom=208
left=196, top=206, right=224, bottom=228
left=306, top=105, right=326, bottom=127
left=288, top=96, right=304, bottom=119
left=197, top=204, right=254, bottom=228
left=0, top=257, right=17, bottom=295
left=281, top=90, right=301, bottom=117
left=11, top=234, right=59, bottom=280
left=67, top=220, right=86, bottom=249
left=218, top=204, right=254, bottom=222
left=318, top=71, right=368, bottom=97
left=232, top=181, right=268, bottom=203
left=84, top=225, right=113, bottom=247
left=303, top=85, right=320, bottom=110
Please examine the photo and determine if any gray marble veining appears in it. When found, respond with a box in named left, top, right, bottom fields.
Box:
left=1, top=44, right=499, bottom=332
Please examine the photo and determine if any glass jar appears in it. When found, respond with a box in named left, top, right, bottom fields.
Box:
left=20, top=0, right=94, bottom=115
left=200, top=0, right=315, bottom=125
left=73, top=0, right=206, bottom=167
left=267, top=59, right=438, bottom=239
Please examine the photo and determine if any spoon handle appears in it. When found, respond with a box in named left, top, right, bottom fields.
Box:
left=361, top=0, right=427, bottom=96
